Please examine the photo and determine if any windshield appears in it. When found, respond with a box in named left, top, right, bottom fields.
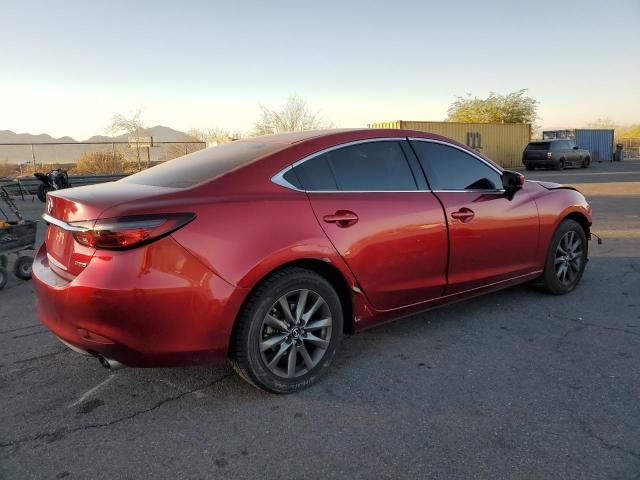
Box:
left=121, top=141, right=285, bottom=188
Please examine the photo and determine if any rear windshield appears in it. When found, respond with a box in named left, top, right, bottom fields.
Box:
left=526, top=142, right=550, bottom=151
left=121, top=141, right=284, bottom=188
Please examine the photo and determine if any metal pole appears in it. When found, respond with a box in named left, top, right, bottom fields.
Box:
left=31, top=144, right=36, bottom=172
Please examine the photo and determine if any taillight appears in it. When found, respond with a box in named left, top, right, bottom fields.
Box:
left=546, top=152, right=553, bottom=159
left=69, top=213, right=195, bottom=250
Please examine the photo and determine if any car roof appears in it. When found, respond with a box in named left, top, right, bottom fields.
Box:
left=240, top=128, right=503, bottom=172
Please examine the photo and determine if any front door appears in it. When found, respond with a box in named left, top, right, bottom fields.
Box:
left=410, top=139, right=539, bottom=294
left=292, top=140, right=448, bottom=310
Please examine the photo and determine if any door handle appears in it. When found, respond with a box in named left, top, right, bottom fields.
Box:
left=323, top=210, right=359, bottom=228
left=451, top=208, right=475, bottom=223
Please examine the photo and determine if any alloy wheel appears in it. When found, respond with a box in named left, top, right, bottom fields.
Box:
left=259, top=289, right=332, bottom=379
left=554, top=230, right=583, bottom=285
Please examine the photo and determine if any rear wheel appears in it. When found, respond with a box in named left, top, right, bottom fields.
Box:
left=540, top=219, right=587, bottom=295
left=14, top=256, right=33, bottom=280
left=581, top=156, right=591, bottom=168
left=525, top=164, right=534, bottom=171
left=231, top=267, right=343, bottom=393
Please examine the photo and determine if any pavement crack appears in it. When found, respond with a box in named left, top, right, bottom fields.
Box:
left=577, top=416, right=640, bottom=462
left=568, top=316, right=640, bottom=338
left=12, top=329, right=48, bottom=339
left=0, top=324, right=42, bottom=334
left=12, top=348, right=67, bottom=365
left=555, top=325, right=587, bottom=358
left=560, top=402, right=640, bottom=462
left=0, top=372, right=234, bottom=451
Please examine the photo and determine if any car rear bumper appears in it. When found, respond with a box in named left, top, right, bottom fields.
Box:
left=523, top=159, right=559, bottom=167
left=33, top=236, right=246, bottom=367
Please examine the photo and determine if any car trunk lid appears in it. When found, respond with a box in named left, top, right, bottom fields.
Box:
left=44, top=182, right=177, bottom=278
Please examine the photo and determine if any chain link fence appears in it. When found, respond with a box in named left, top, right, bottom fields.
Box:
left=619, top=138, right=640, bottom=160
left=0, top=140, right=206, bottom=178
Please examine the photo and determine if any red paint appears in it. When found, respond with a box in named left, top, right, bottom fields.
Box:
left=33, top=129, right=592, bottom=367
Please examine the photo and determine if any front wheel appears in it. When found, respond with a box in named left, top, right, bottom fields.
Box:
left=36, top=183, right=52, bottom=202
left=540, top=219, right=588, bottom=295
left=556, top=159, right=566, bottom=170
left=581, top=157, right=591, bottom=168
left=231, top=267, right=343, bottom=393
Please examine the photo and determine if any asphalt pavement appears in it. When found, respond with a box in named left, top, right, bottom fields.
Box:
left=1, top=160, right=639, bottom=479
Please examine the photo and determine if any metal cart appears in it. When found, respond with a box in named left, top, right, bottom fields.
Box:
left=0, top=186, right=37, bottom=290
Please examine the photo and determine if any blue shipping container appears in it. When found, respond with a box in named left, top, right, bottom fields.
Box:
left=575, top=129, right=614, bottom=163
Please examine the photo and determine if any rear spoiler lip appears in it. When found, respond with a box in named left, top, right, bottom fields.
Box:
left=42, top=213, right=89, bottom=232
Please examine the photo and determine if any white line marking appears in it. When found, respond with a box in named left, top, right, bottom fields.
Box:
left=68, top=375, right=115, bottom=408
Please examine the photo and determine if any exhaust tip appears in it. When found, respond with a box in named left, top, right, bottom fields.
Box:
left=97, top=355, right=124, bottom=371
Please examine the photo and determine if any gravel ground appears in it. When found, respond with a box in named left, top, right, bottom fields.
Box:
left=1, top=160, right=639, bottom=479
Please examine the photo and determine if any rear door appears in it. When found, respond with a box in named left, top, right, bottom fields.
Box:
left=410, top=139, right=540, bottom=294
left=291, top=139, right=448, bottom=310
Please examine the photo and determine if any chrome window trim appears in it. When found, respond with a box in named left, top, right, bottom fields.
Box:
left=271, top=137, right=426, bottom=193
left=270, top=136, right=506, bottom=194
left=42, top=213, right=89, bottom=232
left=432, top=189, right=506, bottom=194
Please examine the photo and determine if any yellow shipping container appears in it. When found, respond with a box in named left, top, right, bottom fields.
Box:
left=368, top=121, right=531, bottom=169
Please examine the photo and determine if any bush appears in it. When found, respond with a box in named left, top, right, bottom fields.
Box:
left=71, top=152, right=133, bottom=174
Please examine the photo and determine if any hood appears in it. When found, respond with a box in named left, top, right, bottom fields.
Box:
left=526, top=180, right=579, bottom=192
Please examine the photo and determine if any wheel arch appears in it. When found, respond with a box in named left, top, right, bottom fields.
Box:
left=231, top=258, right=358, bottom=343
left=563, top=211, right=591, bottom=237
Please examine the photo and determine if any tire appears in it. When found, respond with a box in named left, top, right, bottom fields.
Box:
left=581, top=157, right=591, bottom=168
left=525, top=164, right=534, bottom=171
left=14, top=256, right=33, bottom=280
left=37, top=183, right=52, bottom=203
left=0, top=268, right=7, bottom=290
left=230, top=267, right=343, bottom=393
left=556, top=158, right=566, bottom=170
left=540, top=219, right=588, bottom=295
left=0, top=255, right=7, bottom=269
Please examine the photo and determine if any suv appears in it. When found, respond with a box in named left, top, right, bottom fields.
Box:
left=523, top=140, right=591, bottom=170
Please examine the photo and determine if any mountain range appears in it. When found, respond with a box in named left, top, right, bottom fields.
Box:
left=0, top=126, right=201, bottom=164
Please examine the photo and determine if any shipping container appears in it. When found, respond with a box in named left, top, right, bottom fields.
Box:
left=368, top=121, right=531, bottom=169
left=543, top=130, right=575, bottom=140
left=543, top=129, right=614, bottom=162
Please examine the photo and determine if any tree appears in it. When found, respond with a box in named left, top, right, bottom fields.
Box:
left=253, top=95, right=330, bottom=135
left=187, top=128, right=243, bottom=146
left=447, top=89, right=538, bottom=124
left=587, top=117, right=617, bottom=129
left=72, top=152, right=132, bottom=174
left=107, top=108, right=149, bottom=169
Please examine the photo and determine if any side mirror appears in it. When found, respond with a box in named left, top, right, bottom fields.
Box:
left=572, top=146, right=579, bottom=150
left=502, top=170, right=524, bottom=200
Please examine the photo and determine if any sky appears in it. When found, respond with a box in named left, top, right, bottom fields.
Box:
left=0, top=0, right=638, bottom=140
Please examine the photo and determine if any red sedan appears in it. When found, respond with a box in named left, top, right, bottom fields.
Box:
left=33, top=129, right=592, bottom=393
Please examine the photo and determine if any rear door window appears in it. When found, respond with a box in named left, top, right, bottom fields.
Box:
left=293, top=141, right=418, bottom=191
